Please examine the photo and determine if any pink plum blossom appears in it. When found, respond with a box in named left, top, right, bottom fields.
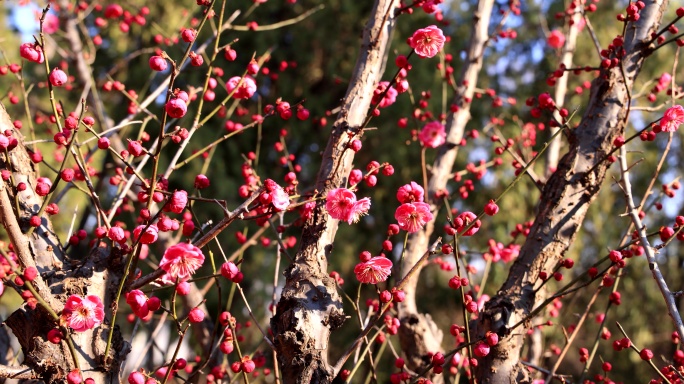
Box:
left=49, top=68, right=68, bottom=87
left=409, top=25, right=446, bottom=58
left=456, top=211, right=481, bottom=236
left=133, top=224, right=158, bottom=244
left=271, top=186, right=290, bottom=211
left=396, top=181, right=424, bottom=203
left=263, top=179, right=290, bottom=211
left=19, top=43, right=44, bottom=63
left=159, top=242, right=205, bottom=282
left=167, top=190, right=188, bottom=214
left=373, top=81, right=398, bottom=108
left=62, top=294, right=105, bottom=332
left=354, top=256, right=393, bottom=284
left=165, top=98, right=187, bottom=118
left=660, top=105, right=684, bottom=132
left=325, top=188, right=371, bottom=224
left=43, top=13, right=59, bottom=34
left=125, top=289, right=149, bottom=318
left=395, top=202, right=433, bottom=233
left=419, top=121, right=446, bottom=148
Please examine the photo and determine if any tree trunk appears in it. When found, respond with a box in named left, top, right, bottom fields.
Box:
left=270, top=0, right=399, bottom=382
left=0, top=102, right=129, bottom=383
left=473, top=2, right=668, bottom=382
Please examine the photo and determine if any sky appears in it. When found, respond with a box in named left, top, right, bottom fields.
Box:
left=7, top=1, right=42, bottom=42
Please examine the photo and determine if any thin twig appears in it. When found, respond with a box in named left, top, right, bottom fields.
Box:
left=617, top=146, right=684, bottom=343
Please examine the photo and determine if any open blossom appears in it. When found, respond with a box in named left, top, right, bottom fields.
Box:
left=227, top=76, right=257, bottom=99
left=326, top=188, right=371, bottom=224
left=373, top=81, right=398, bottom=108
left=660, top=105, right=684, bottom=132
left=159, top=242, right=205, bottom=282
left=263, top=179, right=290, bottom=211
left=354, top=256, right=393, bottom=284
left=271, top=185, right=290, bottom=211
left=396, top=182, right=424, bottom=203
left=419, top=121, right=446, bottom=148
left=61, top=294, right=105, bottom=332
left=409, top=25, right=445, bottom=58
left=547, top=30, right=565, bottom=49
left=395, top=202, right=433, bottom=233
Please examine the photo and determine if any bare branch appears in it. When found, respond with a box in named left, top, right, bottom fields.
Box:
left=0, top=364, right=36, bottom=380
left=617, top=146, right=684, bottom=341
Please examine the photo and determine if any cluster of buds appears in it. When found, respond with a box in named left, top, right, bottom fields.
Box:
left=125, top=289, right=161, bottom=321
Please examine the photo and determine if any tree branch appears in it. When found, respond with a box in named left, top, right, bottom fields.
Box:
left=473, top=1, right=669, bottom=381
left=270, top=0, right=400, bottom=382
left=617, top=146, right=684, bottom=341
left=0, top=364, right=36, bottom=380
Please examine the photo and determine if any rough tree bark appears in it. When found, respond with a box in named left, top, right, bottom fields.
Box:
left=398, top=0, right=494, bottom=377
left=57, top=0, right=220, bottom=377
left=473, top=1, right=668, bottom=382
left=0, top=101, right=130, bottom=383
left=270, top=0, right=399, bottom=382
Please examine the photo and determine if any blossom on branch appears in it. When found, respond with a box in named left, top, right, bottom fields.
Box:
left=166, top=190, right=188, bottom=214
left=19, top=42, right=44, bottom=63
left=409, top=25, right=445, bottom=58
left=61, top=295, right=105, bottom=332
left=325, top=188, right=371, bottom=224
left=373, top=81, right=398, bottom=108
left=263, top=179, right=290, bottom=211
left=396, top=181, right=424, bottom=203
left=159, top=242, right=205, bottom=282
left=133, top=224, right=158, bottom=244
left=660, top=105, right=684, bottom=132
left=419, top=121, right=446, bottom=148
left=354, top=256, right=393, bottom=284
left=165, top=98, right=187, bottom=119
left=395, top=202, right=433, bottom=233
left=125, top=289, right=150, bottom=318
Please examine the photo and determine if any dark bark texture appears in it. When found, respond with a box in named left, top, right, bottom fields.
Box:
left=270, top=0, right=399, bottom=382
left=0, top=102, right=129, bottom=383
left=473, top=2, right=668, bottom=382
